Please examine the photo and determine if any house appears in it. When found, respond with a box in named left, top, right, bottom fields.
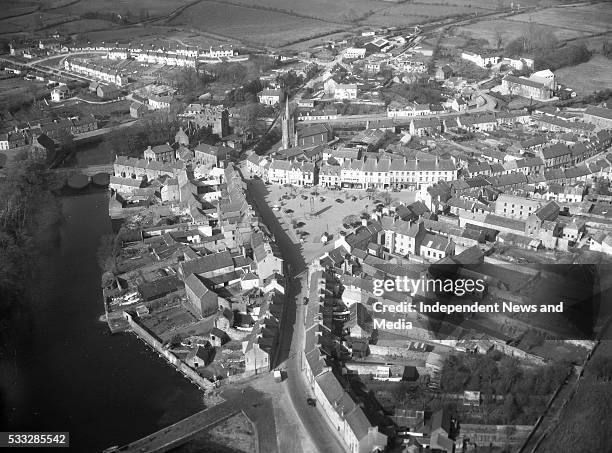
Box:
left=70, top=114, right=98, bottom=134
left=525, top=201, right=560, bottom=237
left=96, top=83, right=120, bottom=100
left=343, top=47, right=367, bottom=59
left=194, top=143, right=229, bottom=167
left=502, top=57, right=534, bottom=70
left=148, top=95, right=172, bottom=110
left=387, top=101, right=415, bottom=118
left=419, top=233, right=455, bottom=261
left=583, top=106, right=612, bottom=129
left=495, top=194, right=541, bottom=220
left=589, top=233, right=612, bottom=255
left=334, top=83, right=358, bottom=100
left=410, top=117, right=442, bottom=136
left=130, top=102, right=147, bottom=118
left=382, top=217, right=426, bottom=256
left=540, top=143, right=572, bottom=168
left=450, top=97, right=467, bottom=112
left=457, top=114, right=497, bottom=132
left=251, top=231, right=283, bottom=282
left=258, top=88, right=283, bottom=106
left=51, top=85, right=70, bottom=102
left=461, top=51, right=500, bottom=68
left=344, top=303, right=373, bottom=340
left=209, top=327, right=230, bottom=347
left=144, top=143, right=174, bottom=162
left=435, top=65, right=453, bottom=81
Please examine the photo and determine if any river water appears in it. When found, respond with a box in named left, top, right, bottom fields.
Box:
left=2, top=190, right=203, bottom=451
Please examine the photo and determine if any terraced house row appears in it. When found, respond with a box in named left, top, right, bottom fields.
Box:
left=318, top=157, right=458, bottom=190
left=64, top=58, right=128, bottom=86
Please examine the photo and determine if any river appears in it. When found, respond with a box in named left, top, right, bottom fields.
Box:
left=2, top=190, right=204, bottom=451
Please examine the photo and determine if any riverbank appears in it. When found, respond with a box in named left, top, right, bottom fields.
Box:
left=2, top=190, right=205, bottom=450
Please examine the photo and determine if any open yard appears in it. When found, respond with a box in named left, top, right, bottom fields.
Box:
left=555, top=55, right=612, bottom=96
left=263, top=183, right=417, bottom=262
left=169, top=1, right=347, bottom=47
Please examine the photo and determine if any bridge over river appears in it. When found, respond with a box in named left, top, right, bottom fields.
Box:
left=104, top=399, right=239, bottom=453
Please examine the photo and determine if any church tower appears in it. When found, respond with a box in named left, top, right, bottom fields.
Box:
left=281, top=96, right=295, bottom=149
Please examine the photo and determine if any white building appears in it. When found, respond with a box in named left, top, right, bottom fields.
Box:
left=258, top=88, right=283, bottom=106
left=51, top=85, right=70, bottom=102
left=267, top=160, right=315, bottom=186
left=343, top=47, right=367, bottom=59
left=529, top=69, right=555, bottom=91
left=148, top=95, right=172, bottom=110
left=334, top=83, right=358, bottom=100
left=461, top=51, right=500, bottom=68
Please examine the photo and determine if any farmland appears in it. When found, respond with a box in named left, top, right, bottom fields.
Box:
left=168, top=1, right=348, bottom=47
left=454, top=3, right=612, bottom=48
left=363, top=4, right=482, bottom=27
left=507, top=4, right=612, bottom=37
left=555, top=55, right=612, bottom=96
left=50, top=0, right=195, bottom=18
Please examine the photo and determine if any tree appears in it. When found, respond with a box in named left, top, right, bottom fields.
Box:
left=495, top=31, right=504, bottom=50
left=502, top=394, right=520, bottom=423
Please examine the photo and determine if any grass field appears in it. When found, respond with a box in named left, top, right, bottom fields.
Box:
left=212, top=0, right=391, bottom=24
left=456, top=3, right=612, bottom=49
left=507, top=4, right=612, bottom=36
left=537, top=338, right=612, bottom=453
left=51, top=0, right=194, bottom=17
left=555, top=55, right=612, bottom=96
left=169, top=1, right=348, bottom=47
left=363, top=4, right=480, bottom=26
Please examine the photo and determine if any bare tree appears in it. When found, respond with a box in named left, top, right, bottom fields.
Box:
left=495, top=31, right=504, bottom=50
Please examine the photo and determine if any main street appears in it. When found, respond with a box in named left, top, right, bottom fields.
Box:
left=244, top=176, right=346, bottom=453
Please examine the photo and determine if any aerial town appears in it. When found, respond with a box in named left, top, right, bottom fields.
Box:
left=1, top=0, right=612, bottom=452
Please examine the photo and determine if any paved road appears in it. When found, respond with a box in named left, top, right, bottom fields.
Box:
left=245, top=177, right=345, bottom=453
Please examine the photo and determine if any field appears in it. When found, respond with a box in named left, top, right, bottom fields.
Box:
left=363, top=4, right=481, bottom=27
left=210, top=0, right=393, bottom=24
left=455, top=3, right=612, bottom=48
left=169, top=1, right=348, bottom=47
left=49, top=0, right=194, bottom=17
left=211, top=0, right=539, bottom=25
left=537, top=338, right=612, bottom=453
left=555, top=55, right=612, bottom=95
left=507, top=4, right=612, bottom=36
